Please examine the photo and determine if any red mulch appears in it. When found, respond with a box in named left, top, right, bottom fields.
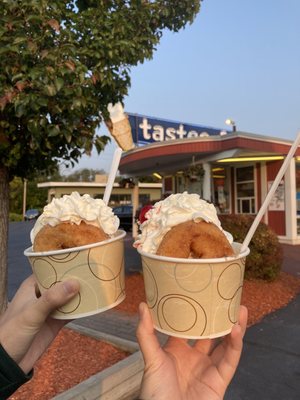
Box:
left=9, top=330, right=130, bottom=400
left=9, top=271, right=300, bottom=400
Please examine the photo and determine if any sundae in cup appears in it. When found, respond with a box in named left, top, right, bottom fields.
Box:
left=24, top=192, right=126, bottom=319
left=135, top=192, right=249, bottom=339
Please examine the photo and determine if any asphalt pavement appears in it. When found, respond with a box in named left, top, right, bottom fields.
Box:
left=8, top=221, right=33, bottom=300
left=7, top=222, right=300, bottom=399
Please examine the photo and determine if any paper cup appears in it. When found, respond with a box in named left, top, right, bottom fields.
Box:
left=138, top=242, right=250, bottom=339
left=24, top=230, right=126, bottom=319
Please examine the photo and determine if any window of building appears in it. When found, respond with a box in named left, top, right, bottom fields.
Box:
left=95, top=194, right=131, bottom=206
left=212, top=165, right=230, bottom=214
left=164, top=176, right=173, bottom=193
left=235, top=165, right=256, bottom=214
left=176, top=174, right=186, bottom=193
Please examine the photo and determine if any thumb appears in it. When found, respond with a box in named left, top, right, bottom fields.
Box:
left=0, top=279, right=80, bottom=368
left=24, top=279, right=80, bottom=326
left=136, top=302, right=162, bottom=364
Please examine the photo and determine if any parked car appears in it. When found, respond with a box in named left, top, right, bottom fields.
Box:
left=24, top=208, right=40, bottom=221
left=113, top=205, right=133, bottom=231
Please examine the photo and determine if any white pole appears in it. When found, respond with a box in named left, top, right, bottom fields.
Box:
left=22, top=179, right=27, bottom=220
left=103, top=147, right=122, bottom=205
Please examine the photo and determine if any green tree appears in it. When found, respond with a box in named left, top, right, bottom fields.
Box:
left=26, top=181, right=48, bottom=210
left=65, top=168, right=106, bottom=182
left=9, top=177, right=23, bottom=214
left=9, top=176, right=48, bottom=216
left=0, top=0, right=202, bottom=311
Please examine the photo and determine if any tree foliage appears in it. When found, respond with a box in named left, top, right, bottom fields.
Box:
left=9, top=177, right=48, bottom=214
left=0, top=0, right=201, bottom=180
left=8, top=168, right=156, bottom=215
left=0, top=0, right=202, bottom=311
left=64, top=168, right=106, bottom=182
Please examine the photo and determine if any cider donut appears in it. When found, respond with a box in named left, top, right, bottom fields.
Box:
left=33, top=221, right=109, bottom=252
left=156, top=220, right=234, bottom=259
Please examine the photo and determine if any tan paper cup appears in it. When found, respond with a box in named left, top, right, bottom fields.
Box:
left=24, top=230, right=126, bottom=319
left=138, top=242, right=250, bottom=339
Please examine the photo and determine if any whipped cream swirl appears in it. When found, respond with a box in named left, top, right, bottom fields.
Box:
left=30, top=192, right=119, bottom=243
left=135, top=192, right=232, bottom=254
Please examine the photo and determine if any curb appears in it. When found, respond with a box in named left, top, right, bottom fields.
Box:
left=67, top=323, right=140, bottom=354
left=52, top=351, right=144, bottom=400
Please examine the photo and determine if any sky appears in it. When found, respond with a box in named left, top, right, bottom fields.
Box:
left=66, top=0, right=300, bottom=174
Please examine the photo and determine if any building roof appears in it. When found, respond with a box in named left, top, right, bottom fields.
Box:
left=37, top=181, right=162, bottom=189
left=119, top=131, right=300, bottom=176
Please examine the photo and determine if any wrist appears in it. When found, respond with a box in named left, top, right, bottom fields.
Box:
left=0, top=344, right=33, bottom=398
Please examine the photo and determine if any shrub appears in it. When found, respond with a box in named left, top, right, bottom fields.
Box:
left=219, top=214, right=283, bottom=281
left=9, top=213, right=23, bottom=222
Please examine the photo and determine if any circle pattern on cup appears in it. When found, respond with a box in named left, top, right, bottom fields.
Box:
left=175, top=263, right=213, bottom=293
left=157, top=294, right=207, bottom=334
left=217, top=262, right=243, bottom=300
left=142, top=254, right=246, bottom=338
left=32, top=258, right=57, bottom=289
left=228, top=286, right=243, bottom=323
left=142, top=260, right=159, bottom=308
left=88, top=247, right=123, bottom=281
left=48, top=252, right=80, bottom=263
left=57, top=288, right=82, bottom=314
left=29, top=238, right=125, bottom=317
left=116, top=267, right=126, bottom=301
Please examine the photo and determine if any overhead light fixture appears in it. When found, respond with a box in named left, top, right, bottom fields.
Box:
left=225, top=118, right=237, bottom=132
left=212, top=167, right=224, bottom=172
left=217, top=156, right=284, bottom=163
left=153, top=172, right=162, bottom=179
left=213, top=175, right=226, bottom=179
left=296, top=156, right=300, bottom=162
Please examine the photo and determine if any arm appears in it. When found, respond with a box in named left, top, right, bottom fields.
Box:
left=0, top=275, right=79, bottom=398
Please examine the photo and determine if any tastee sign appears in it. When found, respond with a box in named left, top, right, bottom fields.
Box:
left=128, top=113, right=229, bottom=145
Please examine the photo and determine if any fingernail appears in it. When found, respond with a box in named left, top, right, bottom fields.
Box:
left=63, top=279, right=79, bottom=294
